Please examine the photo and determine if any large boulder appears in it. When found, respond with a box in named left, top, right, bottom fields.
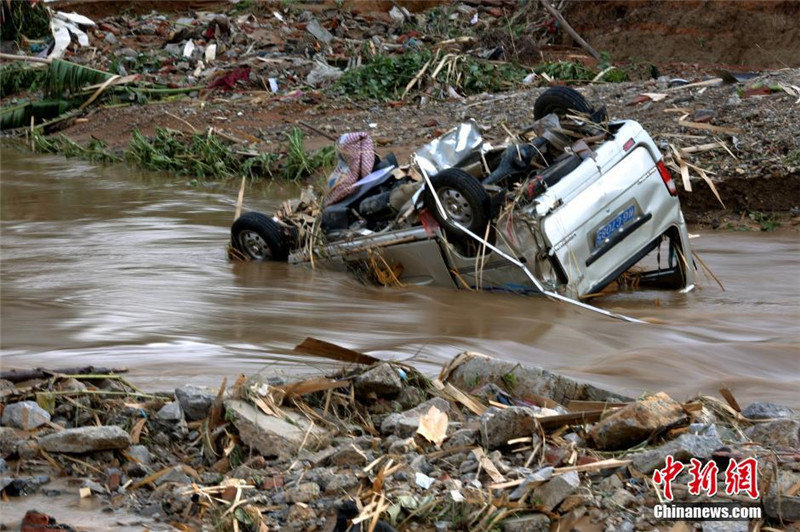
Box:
left=38, top=426, right=131, bottom=453
left=588, top=392, right=686, bottom=451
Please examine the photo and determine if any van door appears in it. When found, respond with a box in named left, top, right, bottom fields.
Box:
left=541, top=146, right=679, bottom=297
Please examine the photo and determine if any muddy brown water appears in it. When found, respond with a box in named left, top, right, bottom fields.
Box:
left=1, top=148, right=798, bottom=407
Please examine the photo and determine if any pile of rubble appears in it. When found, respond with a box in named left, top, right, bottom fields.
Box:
left=1, top=339, right=798, bottom=530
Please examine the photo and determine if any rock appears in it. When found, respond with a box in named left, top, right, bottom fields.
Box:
left=608, top=488, right=639, bottom=509
left=480, top=407, right=540, bottom=450
left=532, top=471, right=580, bottom=511
left=763, top=470, right=800, bottom=522
left=224, top=399, right=329, bottom=459
left=630, top=430, right=723, bottom=474
left=20, top=510, right=74, bottom=532
left=445, top=352, right=630, bottom=405
left=588, top=392, right=687, bottom=450
left=175, top=385, right=214, bottom=421
left=501, top=513, right=550, bottom=532
left=324, top=472, right=359, bottom=494
left=156, top=401, right=188, bottom=437
left=509, top=467, right=554, bottom=500
left=104, top=32, right=118, bottom=45
left=324, top=444, right=370, bottom=467
left=381, top=398, right=451, bottom=437
left=38, top=425, right=131, bottom=453
left=285, top=481, right=320, bottom=503
left=397, top=386, right=425, bottom=409
left=0, top=426, right=25, bottom=457
left=741, top=402, right=796, bottom=420
left=0, top=474, right=50, bottom=496
left=126, top=444, right=152, bottom=465
left=286, top=503, right=316, bottom=530
left=306, top=62, right=343, bottom=87
left=306, top=18, right=333, bottom=44
left=444, top=427, right=478, bottom=449
left=0, top=458, right=6, bottom=473
left=1, top=401, right=51, bottom=430
left=354, top=363, right=403, bottom=398
left=154, top=466, right=192, bottom=486
left=700, top=522, right=749, bottom=532
left=745, top=419, right=800, bottom=449
left=17, top=439, right=40, bottom=459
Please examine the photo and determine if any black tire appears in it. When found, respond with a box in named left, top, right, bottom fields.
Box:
left=230, top=211, right=288, bottom=261
left=533, top=86, right=594, bottom=120
left=423, top=168, right=490, bottom=241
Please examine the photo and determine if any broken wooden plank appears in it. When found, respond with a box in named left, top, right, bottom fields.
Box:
left=718, top=387, right=741, bottom=413
left=677, top=119, right=743, bottom=135
left=293, top=337, right=380, bottom=365
left=537, top=410, right=609, bottom=430
left=552, top=458, right=631, bottom=475
left=277, top=377, right=349, bottom=398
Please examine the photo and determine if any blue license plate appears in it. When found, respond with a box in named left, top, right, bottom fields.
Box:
left=595, top=205, right=635, bottom=248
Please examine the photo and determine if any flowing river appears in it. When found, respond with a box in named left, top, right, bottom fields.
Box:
left=1, top=148, right=798, bottom=406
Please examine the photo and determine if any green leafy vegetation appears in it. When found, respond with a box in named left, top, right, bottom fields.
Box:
left=281, top=127, right=336, bottom=180
left=336, top=51, right=433, bottom=101
left=534, top=60, right=596, bottom=81
left=31, top=129, right=121, bottom=164
left=1, top=0, right=51, bottom=43
left=748, top=211, right=780, bottom=232
left=0, top=62, right=47, bottom=98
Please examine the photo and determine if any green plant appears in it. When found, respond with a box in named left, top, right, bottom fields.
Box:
left=336, top=51, right=433, bottom=101
left=784, top=149, right=800, bottom=166
left=534, top=61, right=596, bottom=82
left=1, top=1, right=51, bottom=43
left=0, top=62, right=47, bottom=97
left=748, top=211, right=780, bottom=231
left=501, top=372, right=517, bottom=390
left=281, top=127, right=335, bottom=180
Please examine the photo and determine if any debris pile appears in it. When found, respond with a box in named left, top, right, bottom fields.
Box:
left=1, top=340, right=798, bottom=530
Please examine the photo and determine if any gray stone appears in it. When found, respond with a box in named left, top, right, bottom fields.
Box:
left=104, top=32, right=118, bottom=45
left=0, top=427, right=25, bottom=458
left=501, top=513, right=550, bottom=532
left=17, top=439, right=40, bottom=459
left=509, top=467, right=554, bottom=500
left=381, top=398, right=451, bottom=437
left=326, top=445, right=371, bottom=467
left=0, top=458, right=6, bottom=473
left=589, top=392, right=687, bottom=451
left=164, top=43, right=183, bottom=56
left=480, top=406, right=540, bottom=450
left=700, top=522, right=748, bottom=532
left=175, top=385, right=215, bottom=421
left=324, top=472, right=359, bottom=494
left=38, top=425, right=131, bottom=453
left=306, top=18, right=333, bottom=44
left=354, top=363, right=403, bottom=398
left=154, top=466, right=191, bottom=486
left=117, top=47, right=138, bottom=58
left=0, top=474, right=50, bottom=496
left=532, top=471, right=580, bottom=511
left=444, top=351, right=630, bottom=405
left=444, top=427, right=478, bottom=449
left=608, top=488, right=638, bottom=509
left=126, top=444, right=152, bottom=465
left=630, top=431, right=723, bottom=474
left=741, top=402, right=796, bottom=420
left=745, top=419, right=800, bottom=449
left=763, top=470, right=800, bottom=522
left=1, top=401, right=51, bottom=430
left=224, top=399, right=329, bottom=459
left=155, top=401, right=188, bottom=437
left=285, top=481, right=320, bottom=503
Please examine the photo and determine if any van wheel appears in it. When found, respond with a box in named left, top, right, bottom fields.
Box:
left=231, top=212, right=288, bottom=261
left=534, top=86, right=605, bottom=121
left=424, top=168, right=490, bottom=241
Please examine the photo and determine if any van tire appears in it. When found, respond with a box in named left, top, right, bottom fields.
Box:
left=231, top=212, right=289, bottom=261
left=424, top=168, right=490, bottom=241
left=534, top=86, right=596, bottom=120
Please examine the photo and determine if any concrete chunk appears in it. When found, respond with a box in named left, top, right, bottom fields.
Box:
left=38, top=426, right=131, bottom=453
left=224, top=399, right=329, bottom=459
left=532, top=471, right=580, bottom=511
left=480, top=406, right=540, bottom=450
left=354, top=363, right=403, bottom=398
left=745, top=419, right=800, bottom=449
left=444, top=352, right=630, bottom=406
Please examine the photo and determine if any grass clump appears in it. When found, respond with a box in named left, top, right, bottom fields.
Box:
left=534, top=61, right=596, bottom=82
left=31, top=129, right=121, bottom=163
left=282, top=127, right=335, bottom=180
left=336, top=51, right=433, bottom=101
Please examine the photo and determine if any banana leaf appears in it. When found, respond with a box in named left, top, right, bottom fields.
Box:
left=0, top=98, right=81, bottom=130
left=44, top=59, right=114, bottom=98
